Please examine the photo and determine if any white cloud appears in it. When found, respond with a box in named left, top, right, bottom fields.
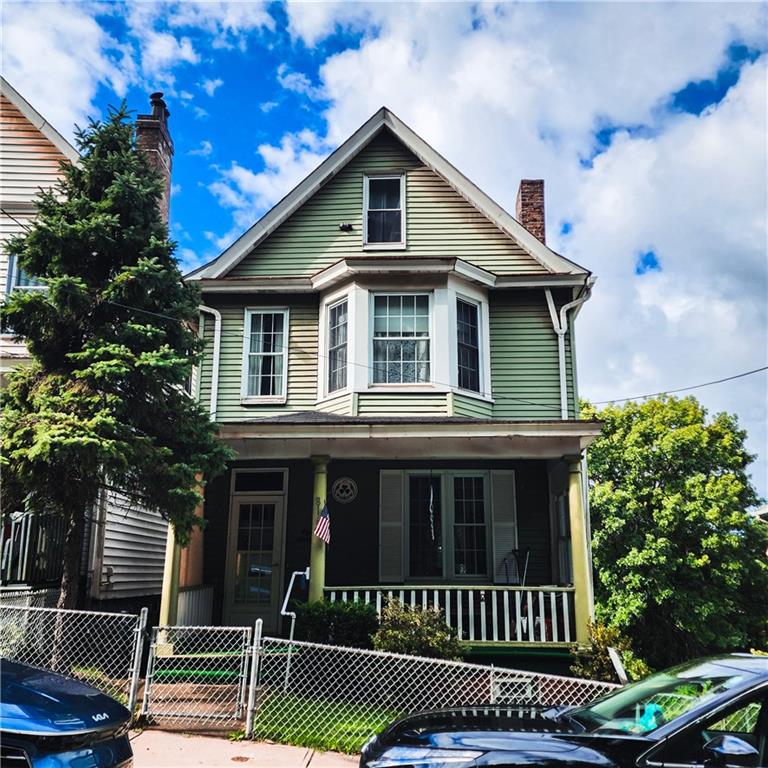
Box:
left=1, top=2, right=135, bottom=138
left=188, top=139, right=213, bottom=157
left=276, top=64, right=324, bottom=100
left=200, top=77, right=224, bottom=97
left=193, top=106, right=209, bottom=119
left=260, top=100, right=278, bottom=113
left=209, top=130, right=329, bottom=228
left=217, top=2, right=768, bottom=493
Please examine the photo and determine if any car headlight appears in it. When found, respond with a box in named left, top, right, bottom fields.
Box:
left=368, top=746, right=483, bottom=767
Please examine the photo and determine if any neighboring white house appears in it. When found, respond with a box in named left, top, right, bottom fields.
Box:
left=0, top=77, right=169, bottom=604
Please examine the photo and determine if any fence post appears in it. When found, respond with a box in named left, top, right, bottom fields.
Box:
left=244, top=619, right=263, bottom=739
left=140, top=626, right=158, bottom=717
left=127, top=607, right=148, bottom=717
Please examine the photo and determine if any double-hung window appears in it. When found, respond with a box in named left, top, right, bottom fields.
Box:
left=6, top=254, right=44, bottom=293
left=456, top=298, right=481, bottom=392
left=327, top=299, right=348, bottom=393
left=407, top=472, right=490, bottom=579
left=364, top=175, right=404, bottom=245
left=243, top=309, right=288, bottom=400
left=372, top=294, right=430, bottom=384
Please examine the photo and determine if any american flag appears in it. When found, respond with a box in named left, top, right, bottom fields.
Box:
left=314, top=503, right=331, bottom=544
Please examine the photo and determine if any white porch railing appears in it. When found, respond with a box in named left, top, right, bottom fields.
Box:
left=325, top=585, right=575, bottom=644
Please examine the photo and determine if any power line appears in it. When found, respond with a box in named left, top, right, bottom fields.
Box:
left=591, top=365, right=768, bottom=405
left=9, top=280, right=767, bottom=411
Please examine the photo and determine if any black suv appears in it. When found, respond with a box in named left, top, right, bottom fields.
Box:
left=361, top=654, right=768, bottom=768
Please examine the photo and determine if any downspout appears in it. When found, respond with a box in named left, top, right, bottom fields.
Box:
left=545, top=279, right=594, bottom=419
left=198, top=305, right=221, bottom=420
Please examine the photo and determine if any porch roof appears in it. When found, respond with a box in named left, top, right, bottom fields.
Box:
left=217, top=413, right=601, bottom=460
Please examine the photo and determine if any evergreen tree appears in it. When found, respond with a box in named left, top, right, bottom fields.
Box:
left=1, top=104, right=231, bottom=608
left=584, top=396, right=768, bottom=667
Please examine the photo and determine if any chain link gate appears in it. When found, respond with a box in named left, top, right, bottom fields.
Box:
left=141, top=625, right=254, bottom=729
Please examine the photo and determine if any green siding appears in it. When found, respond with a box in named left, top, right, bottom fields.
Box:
left=229, top=130, right=544, bottom=278
left=490, top=290, right=576, bottom=420
left=199, top=295, right=319, bottom=422
left=453, top=393, right=493, bottom=419
left=317, top=391, right=354, bottom=415
left=356, top=392, right=448, bottom=417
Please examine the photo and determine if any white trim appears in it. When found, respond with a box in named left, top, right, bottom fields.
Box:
left=1, top=77, right=79, bottom=164
left=362, top=172, right=407, bottom=249
left=195, top=108, right=589, bottom=280
left=240, top=307, right=290, bottom=404
left=198, top=305, right=221, bottom=420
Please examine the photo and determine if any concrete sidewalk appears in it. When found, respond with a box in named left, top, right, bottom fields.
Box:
left=131, top=730, right=359, bottom=767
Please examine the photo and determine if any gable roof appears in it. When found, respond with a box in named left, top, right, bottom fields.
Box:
left=192, top=107, right=588, bottom=280
left=0, top=77, right=79, bottom=164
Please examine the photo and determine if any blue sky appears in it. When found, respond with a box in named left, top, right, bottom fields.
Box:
left=3, top=1, right=767, bottom=497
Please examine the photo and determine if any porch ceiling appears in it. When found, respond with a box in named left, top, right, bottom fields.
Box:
left=217, top=416, right=601, bottom=460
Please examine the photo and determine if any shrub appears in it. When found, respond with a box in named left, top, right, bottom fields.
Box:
left=294, top=600, right=378, bottom=648
left=571, top=620, right=652, bottom=683
left=372, top=599, right=464, bottom=660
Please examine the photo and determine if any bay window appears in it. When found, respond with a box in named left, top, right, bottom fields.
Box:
left=372, top=294, right=430, bottom=384
left=242, top=308, right=288, bottom=401
left=456, top=298, right=481, bottom=392
left=327, top=299, right=348, bottom=393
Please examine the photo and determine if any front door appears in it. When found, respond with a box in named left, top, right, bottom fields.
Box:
left=224, top=495, right=285, bottom=630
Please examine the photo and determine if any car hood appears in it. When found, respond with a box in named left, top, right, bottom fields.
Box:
left=371, top=707, right=620, bottom=767
left=0, top=659, right=131, bottom=735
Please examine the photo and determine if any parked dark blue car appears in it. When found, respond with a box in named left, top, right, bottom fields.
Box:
left=0, top=659, right=133, bottom=767
left=361, top=654, right=768, bottom=768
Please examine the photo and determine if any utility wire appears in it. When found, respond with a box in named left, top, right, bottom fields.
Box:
left=591, top=365, right=768, bottom=405
left=8, top=273, right=767, bottom=411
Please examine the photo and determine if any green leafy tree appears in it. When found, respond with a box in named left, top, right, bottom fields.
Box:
left=1, top=105, right=231, bottom=608
left=583, top=396, right=768, bottom=668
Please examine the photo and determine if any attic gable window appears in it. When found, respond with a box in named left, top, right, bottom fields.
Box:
left=364, top=174, right=405, bottom=247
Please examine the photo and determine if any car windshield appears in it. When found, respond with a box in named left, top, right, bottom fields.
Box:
left=567, top=661, right=751, bottom=736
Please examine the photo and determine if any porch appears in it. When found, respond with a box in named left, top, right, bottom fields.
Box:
left=325, top=585, right=576, bottom=645
left=164, top=416, right=600, bottom=650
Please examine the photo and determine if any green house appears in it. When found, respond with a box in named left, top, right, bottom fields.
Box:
left=175, top=108, right=599, bottom=659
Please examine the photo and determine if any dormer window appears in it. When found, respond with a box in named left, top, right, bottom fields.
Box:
left=364, top=174, right=405, bottom=247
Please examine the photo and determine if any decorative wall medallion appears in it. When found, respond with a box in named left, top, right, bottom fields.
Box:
left=332, top=477, right=358, bottom=504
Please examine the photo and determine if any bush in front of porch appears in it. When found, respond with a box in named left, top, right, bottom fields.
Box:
left=372, top=600, right=464, bottom=661
left=294, top=601, right=378, bottom=648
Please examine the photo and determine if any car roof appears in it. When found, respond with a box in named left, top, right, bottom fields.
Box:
left=705, top=654, right=768, bottom=678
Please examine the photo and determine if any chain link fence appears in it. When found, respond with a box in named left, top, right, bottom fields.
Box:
left=0, top=588, right=59, bottom=608
left=249, top=633, right=617, bottom=753
left=141, top=625, right=253, bottom=729
left=0, top=604, right=146, bottom=710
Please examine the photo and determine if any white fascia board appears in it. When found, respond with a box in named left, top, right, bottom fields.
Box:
left=218, top=419, right=603, bottom=441
left=199, top=106, right=590, bottom=281
left=1, top=77, right=79, bottom=164
left=453, top=259, right=496, bottom=287
left=312, top=257, right=456, bottom=291
left=494, top=274, right=589, bottom=289
left=198, top=277, right=314, bottom=293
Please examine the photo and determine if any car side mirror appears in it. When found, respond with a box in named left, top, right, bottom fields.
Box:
left=703, top=735, right=759, bottom=768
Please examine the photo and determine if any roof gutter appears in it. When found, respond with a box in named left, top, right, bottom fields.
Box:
left=545, top=279, right=594, bottom=419
left=198, top=305, right=221, bottom=420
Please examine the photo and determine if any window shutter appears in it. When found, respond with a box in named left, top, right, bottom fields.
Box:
left=379, top=470, right=404, bottom=582
left=491, top=470, right=518, bottom=584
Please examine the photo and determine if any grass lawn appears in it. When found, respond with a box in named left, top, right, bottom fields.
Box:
left=252, top=690, right=399, bottom=753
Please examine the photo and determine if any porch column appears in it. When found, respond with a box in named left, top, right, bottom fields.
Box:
left=568, top=459, right=593, bottom=645
left=159, top=523, right=181, bottom=626
left=308, top=456, right=330, bottom=602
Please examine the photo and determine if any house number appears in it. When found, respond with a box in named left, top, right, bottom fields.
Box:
left=332, top=477, right=358, bottom=504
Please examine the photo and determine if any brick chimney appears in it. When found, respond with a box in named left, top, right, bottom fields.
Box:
left=515, top=179, right=545, bottom=244
left=136, top=92, right=174, bottom=223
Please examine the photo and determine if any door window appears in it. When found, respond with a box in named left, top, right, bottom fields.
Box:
left=234, top=502, right=275, bottom=605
